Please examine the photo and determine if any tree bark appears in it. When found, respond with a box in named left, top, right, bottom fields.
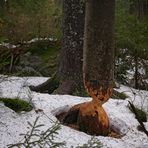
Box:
left=56, top=0, right=85, bottom=94
left=30, top=0, right=85, bottom=95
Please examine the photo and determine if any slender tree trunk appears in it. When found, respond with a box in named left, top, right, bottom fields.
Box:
left=134, top=49, right=139, bottom=89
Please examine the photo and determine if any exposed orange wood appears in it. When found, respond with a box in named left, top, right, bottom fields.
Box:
left=63, top=79, right=112, bottom=136
left=77, top=79, right=113, bottom=135
left=84, top=80, right=113, bottom=105
left=78, top=101, right=109, bottom=135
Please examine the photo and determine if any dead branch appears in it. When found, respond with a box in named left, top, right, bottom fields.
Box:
left=128, top=101, right=148, bottom=137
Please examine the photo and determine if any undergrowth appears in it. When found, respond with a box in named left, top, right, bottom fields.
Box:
left=0, top=98, right=33, bottom=112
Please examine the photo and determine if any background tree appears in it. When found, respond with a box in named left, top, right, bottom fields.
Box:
left=115, top=0, right=148, bottom=89
left=130, top=0, right=148, bottom=89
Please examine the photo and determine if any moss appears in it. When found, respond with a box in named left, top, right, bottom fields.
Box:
left=28, top=41, right=60, bottom=76
left=0, top=98, right=33, bottom=113
left=112, top=90, right=128, bottom=100
left=129, top=106, right=147, bottom=122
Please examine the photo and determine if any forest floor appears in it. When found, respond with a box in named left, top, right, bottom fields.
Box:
left=0, top=75, right=148, bottom=148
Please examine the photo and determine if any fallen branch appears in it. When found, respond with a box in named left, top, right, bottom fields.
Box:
left=128, top=101, right=148, bottom=137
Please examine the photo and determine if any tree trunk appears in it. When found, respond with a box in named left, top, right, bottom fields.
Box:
left=30, top=0, right=85, bottom=95
left=79, top=0, right=115, bottom=135
left=56, top=0, right=85, bottom=94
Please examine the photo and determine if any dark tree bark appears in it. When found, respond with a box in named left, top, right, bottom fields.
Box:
left=83, top=0, right=115, bottom=97
left=57, top=0, right=85, bottom=94
left=30, top=0, right=85, bottom=95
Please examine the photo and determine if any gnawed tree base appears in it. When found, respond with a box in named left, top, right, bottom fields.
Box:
left=70, top=78, right=113, bottom=136
left=62, top=101, right=109, bottom=136
left=56, top=102, right=121, bottom=138
left=78, top=102, right=109, bottom=136
left=84, top=79, right=113, bottom=105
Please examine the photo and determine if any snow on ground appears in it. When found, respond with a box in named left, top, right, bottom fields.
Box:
left=114, top=84, right=148, bottom=113
left=0, top=76, right=148, bottom=148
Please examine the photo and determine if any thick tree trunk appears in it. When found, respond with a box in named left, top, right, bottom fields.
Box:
left=79, top=0, right=115, bottom=135
left=30, top=0, right=85, bottom=95
left=83, top=0, right=114, bottom=96
left=56, top=0, right=85, bottom=94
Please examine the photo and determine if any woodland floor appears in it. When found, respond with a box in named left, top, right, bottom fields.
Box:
left=0, top=75, right=148, bottom=148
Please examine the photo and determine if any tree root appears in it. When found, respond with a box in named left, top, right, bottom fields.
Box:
left=29, top=73, right=59, bottom=93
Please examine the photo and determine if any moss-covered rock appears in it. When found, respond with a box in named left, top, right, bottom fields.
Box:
left=0, top=98, right=33, bottom=113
